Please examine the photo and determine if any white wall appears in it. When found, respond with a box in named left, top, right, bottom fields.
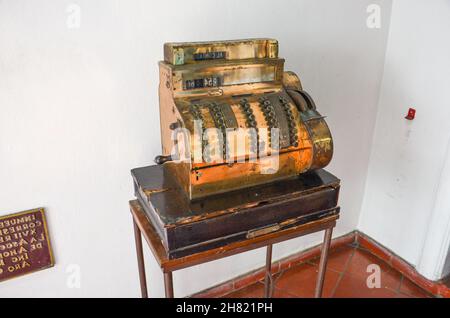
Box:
left=0, top=0, right=392, bottom=297
left=359, top=0, right=450, bottom=280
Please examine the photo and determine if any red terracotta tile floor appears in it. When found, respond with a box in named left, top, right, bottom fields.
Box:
left=223, top=243, right=434, bottom=298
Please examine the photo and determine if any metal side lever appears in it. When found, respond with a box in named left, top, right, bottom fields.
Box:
left=154, top=155, right=173, bottom=165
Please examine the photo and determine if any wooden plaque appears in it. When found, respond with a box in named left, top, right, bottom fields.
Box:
left=0, top=208, right=54, bottom=282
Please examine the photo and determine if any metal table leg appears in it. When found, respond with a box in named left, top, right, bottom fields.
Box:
left=264, top=244, right=273, bottom=298
left=164, top=272, right=174, bottom=298
left=314, top=227, right=333, bottom=298
left=133, top=220, right=148, bottom=298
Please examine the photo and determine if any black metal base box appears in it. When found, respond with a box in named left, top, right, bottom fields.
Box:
left=131, top=165, right=340, bottom=259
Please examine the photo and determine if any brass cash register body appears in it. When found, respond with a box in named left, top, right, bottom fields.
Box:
left=156, top=39, right=333, bottom=200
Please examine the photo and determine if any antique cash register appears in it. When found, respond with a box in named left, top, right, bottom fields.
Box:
left=132, top=39, right=340, bottom=259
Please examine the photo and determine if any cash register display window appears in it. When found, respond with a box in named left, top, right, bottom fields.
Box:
left=183, top=65, right=276, bottom=90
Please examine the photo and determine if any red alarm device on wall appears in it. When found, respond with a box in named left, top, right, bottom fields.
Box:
left=405, top=108, right=416, bottom=120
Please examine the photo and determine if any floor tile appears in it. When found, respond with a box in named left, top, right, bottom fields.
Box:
left=233, top=271, right=264, bottom=290
left=274, top=262, right=340, bottom=298
left=344, top=248, right=402, bottom=291
left=271, top=288, right=297, bottom=298
left=346, top=248, right=391, bottom=277
left=442, top=276, right=450, bottom=288
left=399, top=277, right=433, bottom=298
left=395, top=292, right=412, bottom=298
left=378, top=269, right=402, bottom=291
left=221, top=245, right=434, bottom=299
left=349, top=265, right=402, bottom=291
left=358, top=236, right=393, bottom=263
left=224, top=282, right=263, bottom=298
left=309, top=245, right=354, bottom=273
left=223, top=282, right=295, bottom=298
left=333, top=273, right=398, bottom=298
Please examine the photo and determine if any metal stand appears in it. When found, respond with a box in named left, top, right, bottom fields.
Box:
left=314, top=227, right=333, bottom=298
left=164, top=272, right=174, bottom=298
left=133, top=217, right=333, bottom=298
left=261, top=227, right=333, bottom=299
left=133, top=221, right=148, bottom=298
left=264, top=244, right=273, bottom=298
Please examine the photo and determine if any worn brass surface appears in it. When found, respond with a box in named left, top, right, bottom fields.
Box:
left=157, top=38, right=333, bottom=200
left=164, top=38, right=278, bottom=65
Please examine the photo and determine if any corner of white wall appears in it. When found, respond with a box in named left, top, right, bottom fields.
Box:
left=357, top=0, right=450, bottom=280
left=357, top=0, right=394, bottom=233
